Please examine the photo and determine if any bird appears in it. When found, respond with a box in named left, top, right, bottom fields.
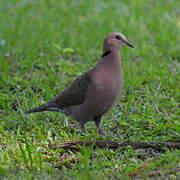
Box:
left=25, top=32, right=133, bottom=135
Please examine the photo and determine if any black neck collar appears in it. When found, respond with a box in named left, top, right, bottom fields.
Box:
left=101, top=50, right=111, bottom=58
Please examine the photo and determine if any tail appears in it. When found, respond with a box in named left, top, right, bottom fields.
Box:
left=24, top=104, right=49, bottom=114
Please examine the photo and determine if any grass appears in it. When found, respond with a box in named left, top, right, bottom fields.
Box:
left=0, top=0, right=179, bottom=179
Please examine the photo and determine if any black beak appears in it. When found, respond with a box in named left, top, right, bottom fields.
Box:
left=126, top=42, right=134, bottom=48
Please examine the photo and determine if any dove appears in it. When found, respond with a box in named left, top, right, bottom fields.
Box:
left=25, top=32, right=133, bottom=135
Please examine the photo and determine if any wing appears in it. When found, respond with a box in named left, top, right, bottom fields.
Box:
left=50, top=73, right=92, bottom=108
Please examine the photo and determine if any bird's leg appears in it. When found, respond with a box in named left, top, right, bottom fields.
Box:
left=80, top=122, right=88, bottom=134
left=93, top=116, right=106, bottom=136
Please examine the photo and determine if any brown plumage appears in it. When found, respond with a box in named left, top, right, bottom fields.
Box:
left=25, top=32, right=133, bottom=135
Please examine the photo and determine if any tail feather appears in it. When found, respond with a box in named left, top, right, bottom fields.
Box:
left=24, top=104, right=49, bottom=114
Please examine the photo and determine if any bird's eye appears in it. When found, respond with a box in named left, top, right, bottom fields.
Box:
left=115, top=35, right=121, bottom=40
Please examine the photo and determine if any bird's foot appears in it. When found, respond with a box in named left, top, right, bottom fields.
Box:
left=98, top=128, right=106, bottom=136
left=82, top=128, right=88, bottom=134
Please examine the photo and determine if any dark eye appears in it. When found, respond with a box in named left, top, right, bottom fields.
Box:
left=115, top=35, right=121, bottom=40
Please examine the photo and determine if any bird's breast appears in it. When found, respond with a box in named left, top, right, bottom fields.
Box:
left=88, top=68, right=123, bottom=114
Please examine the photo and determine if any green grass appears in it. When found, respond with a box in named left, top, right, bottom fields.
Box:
left=0, top=0, right=180, bottom=179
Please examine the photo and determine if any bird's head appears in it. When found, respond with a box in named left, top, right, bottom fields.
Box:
left=103, top=32, right=133, bottom=50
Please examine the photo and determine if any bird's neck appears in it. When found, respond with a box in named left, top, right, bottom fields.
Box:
left=102, top=47, right=121, bottom=67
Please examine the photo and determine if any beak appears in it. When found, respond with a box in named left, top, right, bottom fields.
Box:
left=126, top=41, right=134, bottom=48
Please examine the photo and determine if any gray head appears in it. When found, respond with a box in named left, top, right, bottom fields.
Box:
left=103, top=32, right=133, bottom=51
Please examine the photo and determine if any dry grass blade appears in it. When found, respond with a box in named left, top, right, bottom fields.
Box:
left=49, top=140, right=180, bottom=151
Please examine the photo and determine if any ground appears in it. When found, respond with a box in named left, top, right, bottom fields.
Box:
left=0, top=0, right=179, bottom=179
